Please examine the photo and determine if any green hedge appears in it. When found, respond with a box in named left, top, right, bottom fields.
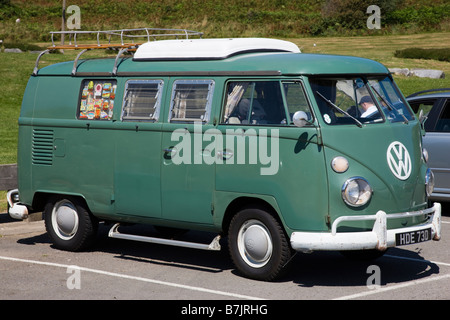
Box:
left=2, top=41, right=45, bottom=51
left=394, top=48, right=450, bottom=62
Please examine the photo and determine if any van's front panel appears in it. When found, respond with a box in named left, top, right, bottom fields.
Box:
left=290, top=75, right=440, bottom=252
left=321, top=123, right=428, bottom=229
left=308, top=75, right=428, bottom=223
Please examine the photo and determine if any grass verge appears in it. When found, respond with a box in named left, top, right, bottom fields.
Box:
left=394, top=47, right=450, bottom=62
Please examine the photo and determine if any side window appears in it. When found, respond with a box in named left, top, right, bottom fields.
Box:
left=169, top=80, right=215, bottom=123
left=282, top=81, right=313, bottom=125
left=409, top=100, right=434, bottom=117
left=222, top=81, right=287, bottom=125
left=122, top=80, right=163, bottom=122
left=78, top=80, right=117, bottom=120
left=436, top=101, right=450, bottom=132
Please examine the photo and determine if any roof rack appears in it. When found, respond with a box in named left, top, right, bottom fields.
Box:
left=32, top=28, right=203, bottom=76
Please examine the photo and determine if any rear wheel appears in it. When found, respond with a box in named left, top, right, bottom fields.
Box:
left=44, top=196, right=98, bottom=251
left=228, top=207, right=292, bottom=281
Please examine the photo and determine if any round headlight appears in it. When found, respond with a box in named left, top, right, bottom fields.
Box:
left=425, top=168, right=434, bottom=197
left=342, top=177, right=373, bottom=207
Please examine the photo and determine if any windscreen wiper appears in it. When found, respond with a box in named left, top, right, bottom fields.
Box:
left=315, top=91, right=363, bottom=128
left=371, top=86, right=408, bottom=124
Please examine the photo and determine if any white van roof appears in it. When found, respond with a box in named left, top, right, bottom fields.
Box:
left=133, top=38, right=301, bottom=60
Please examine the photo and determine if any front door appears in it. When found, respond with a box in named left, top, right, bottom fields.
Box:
left=215, top=79, right=328, bottom=231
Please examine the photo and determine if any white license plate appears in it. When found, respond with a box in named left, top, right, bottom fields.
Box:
left=395, top=228, right=432, bottom=246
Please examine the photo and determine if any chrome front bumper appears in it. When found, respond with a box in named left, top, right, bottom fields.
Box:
left=290, top=202, right=441, bottom=252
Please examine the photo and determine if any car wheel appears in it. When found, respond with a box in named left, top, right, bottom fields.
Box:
left=44, top=196, right=98, bottom=251
left=228, top=207, right=292, bottom=281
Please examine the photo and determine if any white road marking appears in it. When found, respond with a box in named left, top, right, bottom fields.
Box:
left=334, top=254, right=450, bottom=300
left=334, top=216, right=450, bottom=299
left=334, top=273, right=450, bottom=300
left=0, top=255, right=265, bottom=300
left=385, top=254, right=450, bottom=267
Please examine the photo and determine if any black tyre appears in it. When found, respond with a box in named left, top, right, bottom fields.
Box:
left=228, top=207, right=292, bottom=281
left=44, top=196, right=98, bottom=251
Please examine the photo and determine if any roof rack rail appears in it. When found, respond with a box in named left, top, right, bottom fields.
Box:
left=32, top=27, right=203, bottom=76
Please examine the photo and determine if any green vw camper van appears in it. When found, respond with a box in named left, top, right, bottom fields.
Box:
left=8, top=29, right=441, bottom=281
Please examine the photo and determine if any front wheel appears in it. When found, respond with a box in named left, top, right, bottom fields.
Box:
left=44, top=196, right=98, bottom=251
left=228, top=207, right=292, bottom=281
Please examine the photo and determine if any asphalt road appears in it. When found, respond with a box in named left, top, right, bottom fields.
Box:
left=1, top=204, right=449, bottom=306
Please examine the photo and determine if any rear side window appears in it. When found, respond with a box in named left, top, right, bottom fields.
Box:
left=282, top=81, right=313, bottom=124
left=78, top=80, right=117, bottom=120
left=222, top=80, right=312, bottom=125
left=222, top=81, right=286, bottom=125
left=122, top=80, right=163, bottom=122
left=169, top=80, right=215, bottom=123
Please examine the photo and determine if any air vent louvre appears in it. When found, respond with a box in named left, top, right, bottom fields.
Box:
left=32, top=129, right=54, bottom=165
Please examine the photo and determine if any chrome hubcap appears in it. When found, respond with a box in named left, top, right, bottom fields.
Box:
left=237, top=219, right=273, bottom=268
left=52, top=200, right=79, bottom=240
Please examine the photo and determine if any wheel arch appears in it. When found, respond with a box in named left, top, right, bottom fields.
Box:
left=220, top=195, right=286, bottom=236
left=32, top=191, right=89, bottom=215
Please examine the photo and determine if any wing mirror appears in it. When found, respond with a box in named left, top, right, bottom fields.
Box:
left=292, top=111, right=312, bottom=127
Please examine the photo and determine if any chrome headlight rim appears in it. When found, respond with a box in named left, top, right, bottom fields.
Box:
left=425, top=168, right=434, bottom=197
left=341, top=176, right=373, bottom=207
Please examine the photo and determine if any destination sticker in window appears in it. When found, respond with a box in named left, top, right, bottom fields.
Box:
left=78, top=80, right=117, bottom=120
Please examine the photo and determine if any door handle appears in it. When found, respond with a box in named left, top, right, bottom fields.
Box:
left=217, top=150, right=233, bottom=160
left=163, top=147, right=178, bottom=157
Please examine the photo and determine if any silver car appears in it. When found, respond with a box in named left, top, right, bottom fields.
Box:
left=407, top=88, right=450, bottom=202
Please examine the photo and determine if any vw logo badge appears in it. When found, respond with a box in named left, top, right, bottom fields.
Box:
left=387, top=141, right=412, bottom=180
